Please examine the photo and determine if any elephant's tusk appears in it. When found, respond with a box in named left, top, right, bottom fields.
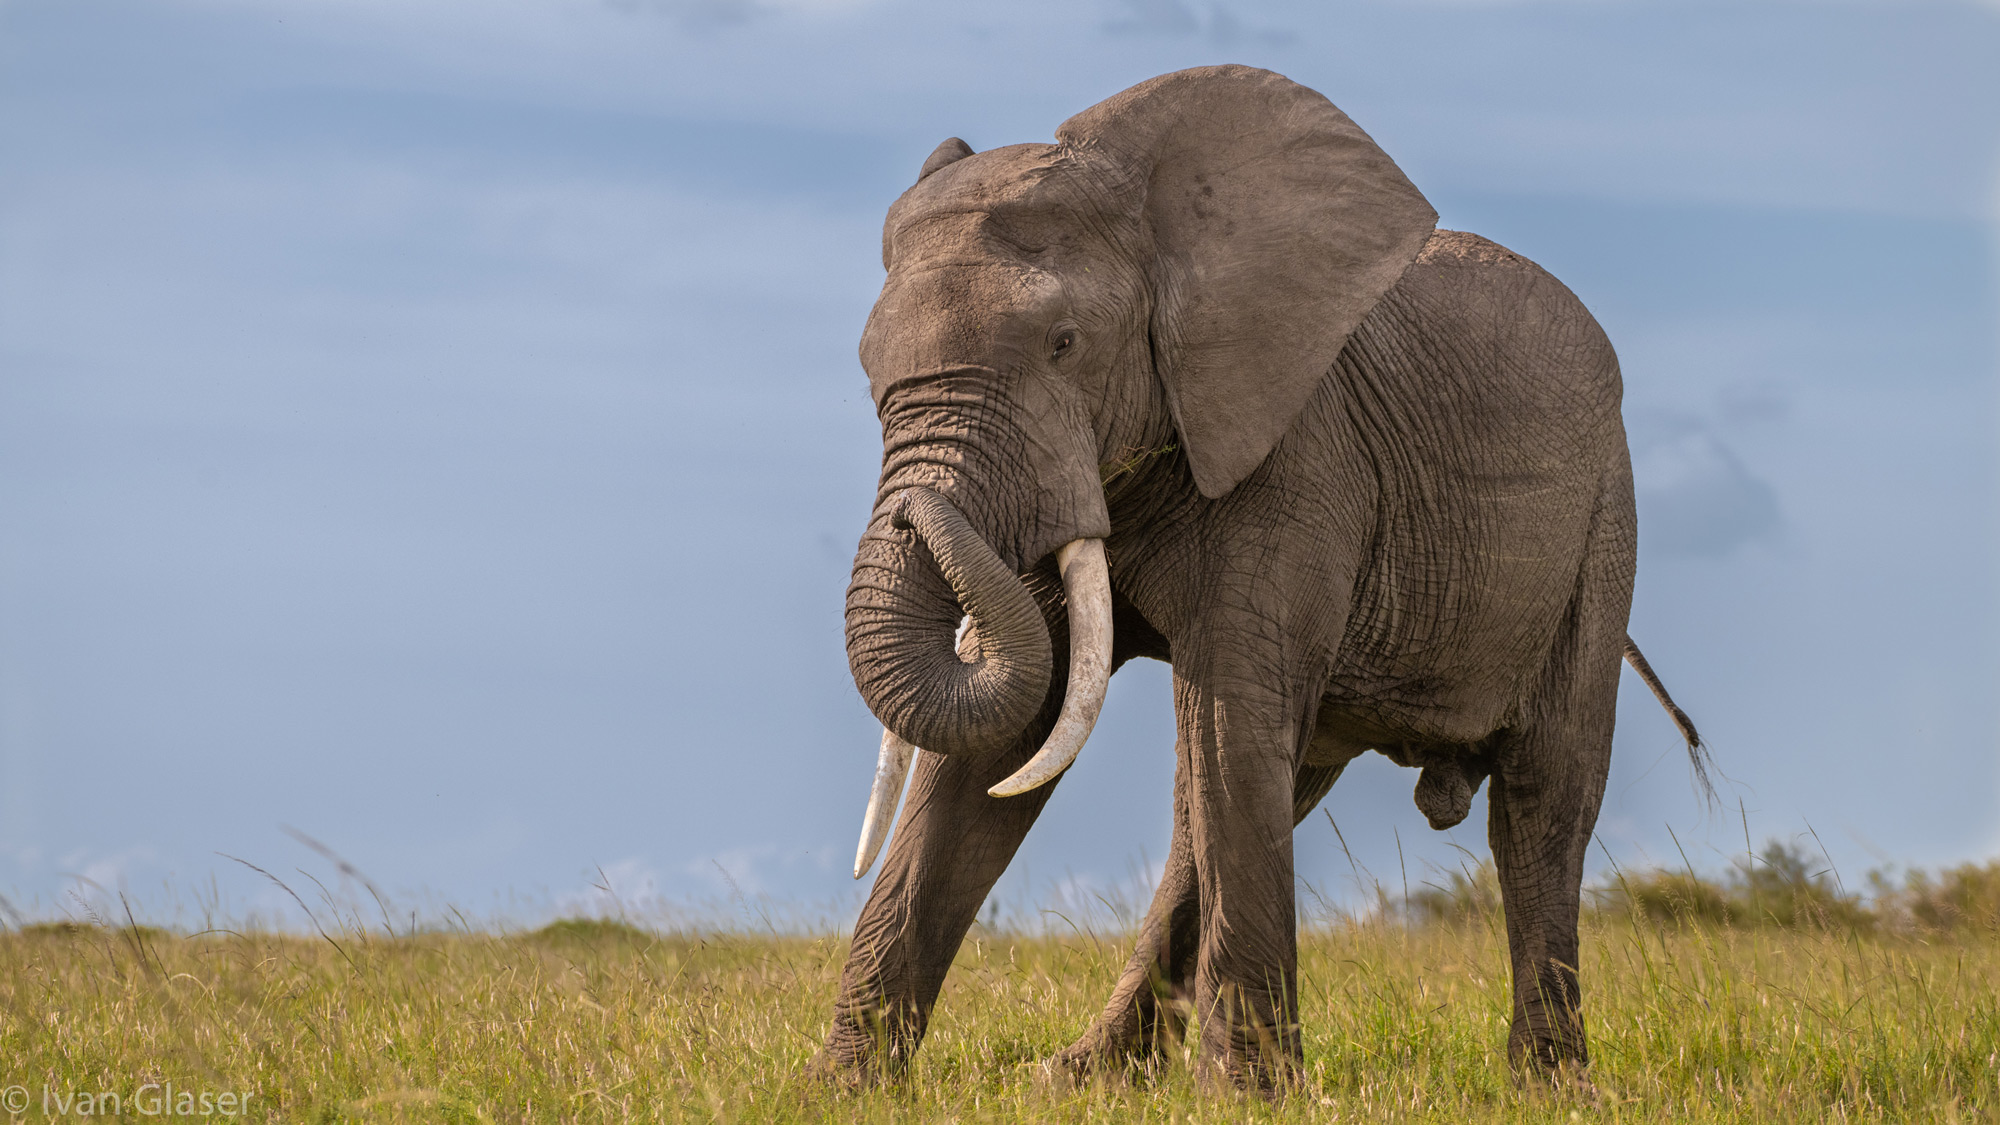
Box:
left=988, top=538, right=1112, bottom=798
left=853, top=727, right=917, bottom=878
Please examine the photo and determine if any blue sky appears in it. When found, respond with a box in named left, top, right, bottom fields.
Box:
left=0, top=0, right=1995, bottom=926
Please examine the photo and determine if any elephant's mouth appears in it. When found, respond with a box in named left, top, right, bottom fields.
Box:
left=844, top=487, right=1112, bottom=877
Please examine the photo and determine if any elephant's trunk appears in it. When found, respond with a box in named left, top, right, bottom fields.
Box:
left=845, top=487, right=1053, bottom=759
left=846, top=497, right=1117, bottom=878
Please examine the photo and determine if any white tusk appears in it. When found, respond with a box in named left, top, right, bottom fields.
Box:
left=853, top=728, right=916, bottom=878
left=988, top=538, right=1112, bottom=797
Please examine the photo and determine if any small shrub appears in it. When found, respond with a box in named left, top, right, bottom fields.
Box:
left=1405, top=863, right=1502, bottom=927
left=15, top=921, right=99, bottom=938
left=7, top=921, right=175, bottom=945
left=1874, top=859, right=2000, bottom=935
left=1592, top=840, right=1870, bottom=932
left=1733, top=840, right=1872, bottom=931
left=1600, top=868, right=1739, bottom=926
left=526, top=917, right=655, bottom=948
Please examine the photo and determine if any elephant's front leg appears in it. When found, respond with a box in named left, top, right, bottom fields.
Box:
left=809, top=744, right=1061, bottom=1085
left=1179, top=670, right=1313, bottom=1092
left=1051, top=755, right=1345, bottom=1077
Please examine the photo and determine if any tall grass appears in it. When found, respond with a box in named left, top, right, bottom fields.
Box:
left=2, top=858, right=1997, bottom=1121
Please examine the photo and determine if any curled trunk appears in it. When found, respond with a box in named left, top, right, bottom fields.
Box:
left=844, top=488, right=1052, bottom=757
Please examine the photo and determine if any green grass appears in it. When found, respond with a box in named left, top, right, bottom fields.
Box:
left=2, top=886, right=1998, bottom=1123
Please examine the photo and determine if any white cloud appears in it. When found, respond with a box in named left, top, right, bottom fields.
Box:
left=1633, top=428, right=1783, bottom=557
left=553, top=856, right=667, bottom=917
left=40, top=846, right=164, bottom=922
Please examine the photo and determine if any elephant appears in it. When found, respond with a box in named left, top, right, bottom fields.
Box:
left=811, top=65, right=1707, bottom=1092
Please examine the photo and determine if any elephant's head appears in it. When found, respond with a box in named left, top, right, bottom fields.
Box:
left=844, top=66, right=1436, bottom=820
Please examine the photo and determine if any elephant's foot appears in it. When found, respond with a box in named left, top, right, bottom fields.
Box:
left=1186, top=1011, right=1301, bottom=1098
left=1509, top=1050, right=1600, bottom=1107
left=803, top=1012, right=920, bottom=1093
left=1039, top=1039, right=1127, bottom=1085
left=1040, top=1003, right=1180, bottom=1085
left=799, top=1046, right=892, bottom=1093
left=1190, top=1049, right=1299, bottom=1101
left=1506, top=1005, right=1590, bottom=1082
left=1509, top=1036, right=1590, bottom=1078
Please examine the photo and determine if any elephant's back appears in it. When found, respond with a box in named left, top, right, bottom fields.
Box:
left=1320, top=229, right=1629, bottom=741
left=1401, top=229, right=1622, bottom=413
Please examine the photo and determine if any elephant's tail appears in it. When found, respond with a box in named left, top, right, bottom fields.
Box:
left=1622, top=634, right=1717, bottom=803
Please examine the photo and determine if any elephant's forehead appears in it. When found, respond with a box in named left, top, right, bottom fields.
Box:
left=874, top=261, right=1056, bottom=318
left=894, top=143, right=1067, bottom=217
left=883, top=143, right=1107, bottom=267
left=861, top=261, right=1059, bottom=398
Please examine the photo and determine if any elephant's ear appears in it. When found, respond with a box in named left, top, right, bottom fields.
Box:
left=1057, top=66, right=1436, bottom=498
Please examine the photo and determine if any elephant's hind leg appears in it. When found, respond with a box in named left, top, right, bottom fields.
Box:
left=1045, top=752, right=1200, bottom=1080
left=1048, top=755, right=1346, bottom=1080
left=1488, top=476, right=1634, bottom=1075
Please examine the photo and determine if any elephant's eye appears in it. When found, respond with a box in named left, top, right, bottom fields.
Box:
left=1049, top=331, right=1075, bottom=361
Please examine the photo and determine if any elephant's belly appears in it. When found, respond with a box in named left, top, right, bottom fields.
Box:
left=1317, top=660, right=1525, bottom=749
left=1322, top=499, right=1592, bottom=745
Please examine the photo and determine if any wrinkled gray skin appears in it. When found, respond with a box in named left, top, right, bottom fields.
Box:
left=816, top=66, right=1699, bottom=1092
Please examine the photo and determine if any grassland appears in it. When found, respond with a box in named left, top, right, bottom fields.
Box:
left=2, top=858, right=1998, bottom=1123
